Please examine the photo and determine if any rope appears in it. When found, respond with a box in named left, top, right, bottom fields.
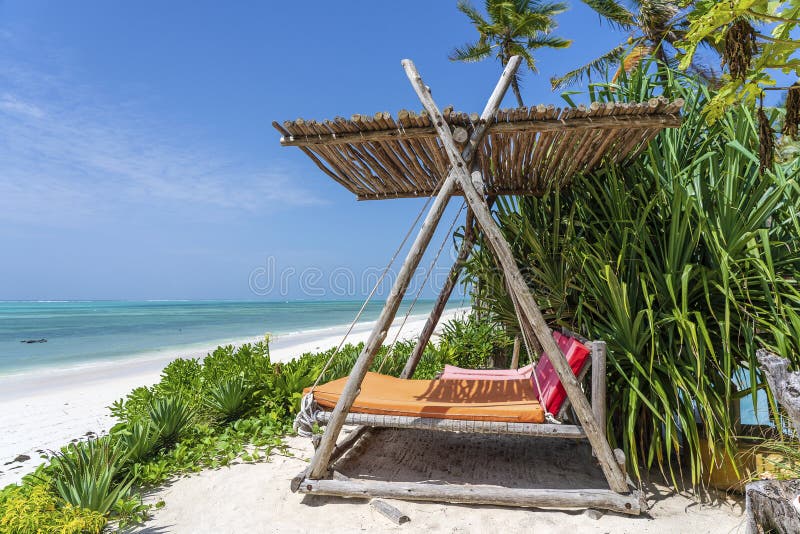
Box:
left=310, top=193, right=434, bottom=390
left=293, top=391, right=319, bottom=437
left=308, top=168, right=453, bottom=390
left=376, top=200, right=467, bottom=373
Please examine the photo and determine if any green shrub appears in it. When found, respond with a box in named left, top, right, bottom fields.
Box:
left=436, top=314, right=514, bottom=369
left=149, top=397, right=194, bottom=446
left=205, top=378, right=253, bottom=422
left=0, top=485, right=106, bottom=534
left=115, top=420, right=158, bottom=464
left=466, top=62, right=800, bottom=485
left=48, top=438, right=133, bottom=515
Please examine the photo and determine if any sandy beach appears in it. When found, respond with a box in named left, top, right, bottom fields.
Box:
left=0, top=307, right=468, bottom=487
left=136, top=434, right=745, bottom=533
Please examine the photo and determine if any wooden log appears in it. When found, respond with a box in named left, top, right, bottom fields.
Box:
left=510, top=335, right=521, bottom=370
left=756, top=349, right=800, bottom=432
left=402, top=58, right=629, bottom=494
left=591, top=341, right=608, bottom=443
left=306, top=56, right=523, bottom=480
left=314, top=411, right=588, bottom=438
left=370, top=499, right=410, bottom=525
left=298, top=478, right=643, bottom=515
left=745, top=479, right=800, bottom=534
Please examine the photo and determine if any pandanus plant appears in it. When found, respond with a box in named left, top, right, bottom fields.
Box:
left=466, top=63, right=800, bottom=485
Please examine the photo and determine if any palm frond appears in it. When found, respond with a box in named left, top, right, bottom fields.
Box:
left=582, top=0, right=636, bottom=30
left=457, top=0, right=489, bottom=27
left=528, top=1, right=570, bottom=17
left=550, top=41, right=630, bottom=90
left=527, top=34, right=572, bottom=49
left=450, top=40, right=494, bottom=62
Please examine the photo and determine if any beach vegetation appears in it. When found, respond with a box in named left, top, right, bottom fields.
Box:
left=450, top=0, right=571, bottom=106
left=0, top=484, right=106, bottom=534
left=48, top=438, right=133, bottom=516
left=205, top=378, right=253, bottom=422
left=466, top=61, right=800, bottom=485
left=551, top=1, right=718, bottom=90
left=148, top=396, right=194, bottom=447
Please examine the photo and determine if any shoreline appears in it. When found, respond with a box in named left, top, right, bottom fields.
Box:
left=0, top=307, right=469, bottom=487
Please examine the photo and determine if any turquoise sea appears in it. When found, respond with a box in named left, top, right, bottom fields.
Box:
left=0, top=300, right=452, bottom=376
left=0, top=299, right=767, bottom=425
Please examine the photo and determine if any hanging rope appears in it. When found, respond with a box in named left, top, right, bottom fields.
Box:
left=309, top=193, right=434, bottom=390
left=376, top=200, right=467, bottom=373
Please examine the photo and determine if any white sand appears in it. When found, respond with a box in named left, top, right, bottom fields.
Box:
left=137, top=435, right=745, bottom=534
left=0, top=308, right=468, bottom=487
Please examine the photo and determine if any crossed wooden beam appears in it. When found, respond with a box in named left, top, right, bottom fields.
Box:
left=304, top=57, right=630, bottom=500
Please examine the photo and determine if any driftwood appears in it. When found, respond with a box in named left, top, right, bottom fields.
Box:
left=370, top=499, right=410, bottom=525
left=745, top=480, right=800, bottom=534
left=744, top=350, right=800, bottom=534
left=298, top=478, right=643, bottom=515
left=756, top=349, right=800, bottom=432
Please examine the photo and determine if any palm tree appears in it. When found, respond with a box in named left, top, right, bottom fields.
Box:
left=550, top=0, right=713, bottom=89
left=450, top=0, right=571, bottom=107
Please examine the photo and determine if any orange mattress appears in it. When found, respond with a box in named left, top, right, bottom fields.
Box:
left=307, top=372, right=545, bottom=424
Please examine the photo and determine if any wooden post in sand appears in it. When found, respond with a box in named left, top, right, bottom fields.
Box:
left=306, top=56, right=523, bottom=480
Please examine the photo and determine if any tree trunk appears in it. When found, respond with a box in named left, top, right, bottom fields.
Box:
left=511, top=75, right=524, bottom=107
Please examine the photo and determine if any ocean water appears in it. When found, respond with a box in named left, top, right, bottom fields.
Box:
left=0, top=300, right=452, bottom=376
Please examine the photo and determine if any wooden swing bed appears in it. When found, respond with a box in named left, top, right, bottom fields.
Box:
left=273, top=56, right=682, bottom=516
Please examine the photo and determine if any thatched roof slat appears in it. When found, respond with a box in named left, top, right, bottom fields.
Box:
left=275, top=101, right=683, bottom=200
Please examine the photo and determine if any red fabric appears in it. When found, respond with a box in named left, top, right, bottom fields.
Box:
left=533, top=332, right=591, bottom=415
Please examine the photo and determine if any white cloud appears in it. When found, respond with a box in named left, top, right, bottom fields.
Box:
left=0, top=94, right=45, bottom=118
left=0, top=49, right=321, bottom=227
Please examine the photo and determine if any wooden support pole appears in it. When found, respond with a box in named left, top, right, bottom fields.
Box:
left=591, top=341, right=607, bottom=444
left=305, top=56, right=523, bottom=480
left=402, top=208, right=476, bottom=379
left=510, top=335, right=521, bottom=370
left=298, top=478, right=642, bottom=515
left=291, top=426, right=371, bottom=492
left=402, top=58, right=629, bottom=494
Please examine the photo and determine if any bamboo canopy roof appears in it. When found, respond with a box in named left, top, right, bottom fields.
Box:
left=273, top=98, right=683, bottom=200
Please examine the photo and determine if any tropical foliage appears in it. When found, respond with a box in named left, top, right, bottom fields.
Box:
left=450, top=0, right=571, bottom=105
left=0, top=316, right=499, bottom=532
left=466, top=62, right=800, bottom=484
left=551, top=0, right=717, bottom=89
left=678, top=0, right=800, bottom=121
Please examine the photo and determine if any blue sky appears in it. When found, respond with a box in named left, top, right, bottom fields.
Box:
left=0, top=1, right=640, bottom=300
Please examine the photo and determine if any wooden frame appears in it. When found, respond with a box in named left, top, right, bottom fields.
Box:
left=280, top=56, right=678, bottom=516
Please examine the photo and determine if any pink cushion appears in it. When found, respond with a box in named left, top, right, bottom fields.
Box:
left=441, top=362, right=535, bottom=381
left=533, top=331, right=591, bottom=415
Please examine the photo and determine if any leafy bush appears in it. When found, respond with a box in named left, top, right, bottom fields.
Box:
left=436, top=313, right=514, bottom=369
left=149, top=396, right=194, bottom=447
left=466, top=63, right=800, bottom=485
left=115, top=420, right=158, bottom=464
left=0, top=323, right=496, bottom=527
left=48, top=438, right=133, bottom=515
left=0, top=485, right=106, bottom=534
left=205, top=378, right=253, bottom=422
